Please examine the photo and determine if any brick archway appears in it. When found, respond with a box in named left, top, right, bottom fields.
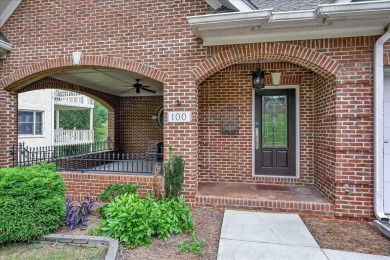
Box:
left=1, top=55, right=167, bottom=92
left=192, top=43, right=342, bottom=84
left=19, top=78, right=119, bottom=112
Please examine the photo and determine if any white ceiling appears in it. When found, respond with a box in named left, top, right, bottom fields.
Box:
left=51, top=68, right=164, bottom=97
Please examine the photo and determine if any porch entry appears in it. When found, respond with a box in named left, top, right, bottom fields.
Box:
left=254, top=89, right=296, bottom=176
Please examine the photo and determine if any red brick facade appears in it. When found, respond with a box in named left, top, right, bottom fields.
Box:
left=0, top=0, right=388, bottom=218
left=62, top=171, right=163, bottom=201
left=120, top=96, right=163, bottom=153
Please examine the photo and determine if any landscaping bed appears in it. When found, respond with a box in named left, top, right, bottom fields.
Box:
left=0, top=242, right=107, bottom=260
left=123, top=207, right=223, bottom=260
left=302, top=217, right=390, bottom=256
left=56, top=206, right=223, bottom=260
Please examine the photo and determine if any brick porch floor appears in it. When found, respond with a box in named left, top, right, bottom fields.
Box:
left=196, top=182, right=334, bottom=217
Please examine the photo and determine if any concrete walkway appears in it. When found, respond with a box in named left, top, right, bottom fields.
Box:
left=218, top=210, right=390, bottom=260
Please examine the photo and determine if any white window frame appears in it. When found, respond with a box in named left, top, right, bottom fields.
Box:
left=18, top=110, right=44, bottom=136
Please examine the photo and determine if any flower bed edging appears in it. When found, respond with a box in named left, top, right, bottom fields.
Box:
left=40, top=234, right=119, bottom=260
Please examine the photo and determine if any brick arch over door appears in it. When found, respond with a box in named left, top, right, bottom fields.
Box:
left=192, top=43, right=343, bottom=84
left=1, top=55, right=167, bottom=92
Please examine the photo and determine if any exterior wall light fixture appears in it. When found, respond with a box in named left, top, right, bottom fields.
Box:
left=252, top=68, right=265, bottom=95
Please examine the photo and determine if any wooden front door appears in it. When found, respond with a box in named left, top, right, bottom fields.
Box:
left=254, top=89, right=296, bottom=176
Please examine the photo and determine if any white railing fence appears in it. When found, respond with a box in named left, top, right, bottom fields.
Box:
left=54, top=129, right=94, bottom=145
left=54, top=90, right=94, bottom=108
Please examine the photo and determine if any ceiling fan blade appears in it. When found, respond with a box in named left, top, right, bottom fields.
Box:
left=142, top=88, right=156, bottom=93
left=120, top=88, right=136, bottom=95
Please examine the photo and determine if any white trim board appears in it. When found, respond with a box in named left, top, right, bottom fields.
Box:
left=252, top=85, right=300, bottom=178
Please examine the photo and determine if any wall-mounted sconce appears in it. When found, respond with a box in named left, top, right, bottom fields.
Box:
left=271, top=72, right=281, bottom=85
left=252, top=68, right=265, bottom=95
left=72, top=51, right=83, bottom=65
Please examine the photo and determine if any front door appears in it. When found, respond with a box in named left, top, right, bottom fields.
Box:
left=254, top=89, right=296, bottom=176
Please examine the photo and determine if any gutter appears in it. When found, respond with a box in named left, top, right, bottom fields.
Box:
left=188, top=1, right=390, bottom=45
left=374, top=24, right=390, bottom=224
left=0, top=39, right=12, bottom=59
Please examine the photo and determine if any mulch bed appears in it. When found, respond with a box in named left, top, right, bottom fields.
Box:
left=302, top=217, right=390, bottom=256
left=56, top=205, right=223, bottom=260
left=120, top=207, right=223, bottom=260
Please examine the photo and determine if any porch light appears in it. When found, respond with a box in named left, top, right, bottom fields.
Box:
left=252, top=68, right=265, bottom=94
left=271, top=72, right=281, bottom=85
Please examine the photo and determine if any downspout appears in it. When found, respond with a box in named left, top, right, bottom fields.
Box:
left=374, top=24, right=390, bottom=222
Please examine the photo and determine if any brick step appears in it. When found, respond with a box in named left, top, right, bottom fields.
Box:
left=195, top=195, right=335, bottom=217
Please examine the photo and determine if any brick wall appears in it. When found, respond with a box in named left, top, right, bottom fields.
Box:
left=0, top=0, right=389, bottom=218
left=0, top=0, right=210, bottom=204
left=62, top=171, right=163, bottom=201
left=119, top=96, right=163, bottom=153
left=198, top=63, right=316, bottom=185
left=313, top=75, right=336, bottom=201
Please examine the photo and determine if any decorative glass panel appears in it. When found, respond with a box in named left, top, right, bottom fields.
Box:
left=262, top=95, right=288, bottom=148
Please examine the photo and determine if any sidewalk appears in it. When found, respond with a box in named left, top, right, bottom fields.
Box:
left=217, top=210, right=390, bottom=260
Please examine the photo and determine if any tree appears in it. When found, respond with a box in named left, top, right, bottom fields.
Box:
left=56, top=101, right=108, bottom=142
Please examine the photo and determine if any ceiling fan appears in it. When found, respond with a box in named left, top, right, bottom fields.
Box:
left=121, top=79, right=156, bottom=94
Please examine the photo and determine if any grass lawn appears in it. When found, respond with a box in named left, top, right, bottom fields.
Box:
left=0, top=242, right=107, bottom=260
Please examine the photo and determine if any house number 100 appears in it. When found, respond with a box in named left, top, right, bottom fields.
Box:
left=168, top=112, right=191, bottom=123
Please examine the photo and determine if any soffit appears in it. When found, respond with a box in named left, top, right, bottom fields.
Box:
left=191, top=1, right=390, bottom=46
left=51, top=69, right=163, bottom=97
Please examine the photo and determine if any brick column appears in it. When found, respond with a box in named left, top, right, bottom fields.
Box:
left=0, top=90, right=18, bottom=167
left=164, top=81, right=199, bottom=204
left=333, top=79, right=374, bottom=219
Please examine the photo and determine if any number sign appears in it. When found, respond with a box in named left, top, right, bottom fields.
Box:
left=168, top=112, right=191, bottom=123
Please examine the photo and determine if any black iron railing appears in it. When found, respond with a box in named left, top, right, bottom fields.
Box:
left=57, top=151, right=163, bottom=174
left=11, top=141, right=109, bottom=166
left=10, top=141, right=163, bottom=175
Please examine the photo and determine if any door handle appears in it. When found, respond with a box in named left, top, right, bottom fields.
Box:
left=385, top=140, right=389, bottom=144
left=255, top=127, right=259, bottom=149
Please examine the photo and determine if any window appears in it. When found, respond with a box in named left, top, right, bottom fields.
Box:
left=18, top=111, right=43, bottom=135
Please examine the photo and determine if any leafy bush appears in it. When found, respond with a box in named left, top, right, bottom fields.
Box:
left=98, top=183, right=139, bottom=202
left=177, top=232, right=207, bottom=256
left=97, top=194, right=193, bottom=248
left=164, top=145, right=185, bottom=199
left=0, top=163, right=66, bottom=243
left=64, top=195, right=95, bottom=230
left=96, top=183, right=139, bottom=216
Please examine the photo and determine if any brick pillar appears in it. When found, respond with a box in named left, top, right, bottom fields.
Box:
left=108, top=110, right=116, bottom=151
left=164, top=81, right=198, bottom=204
left=0, top=90, right=18, bottom=167
left=334, top=80, right=374, bottom=219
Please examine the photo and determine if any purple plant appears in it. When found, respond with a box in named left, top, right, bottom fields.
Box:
left=64, top=195, right=95, bottom=230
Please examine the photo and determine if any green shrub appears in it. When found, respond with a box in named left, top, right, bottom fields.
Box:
left=164, top=145, right=185, bottom=199
left=97, top=194, right=193, bottom=248
left=98, top=183, right=139, bottom=202
left=96, top=183, right=139, bottom=216
left=177, top=232, right=207, bottom=256
left=0, top=163, right=66, bottom=243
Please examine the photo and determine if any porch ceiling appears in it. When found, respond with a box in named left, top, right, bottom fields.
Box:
left=51, top=68, right=163, bottom=97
